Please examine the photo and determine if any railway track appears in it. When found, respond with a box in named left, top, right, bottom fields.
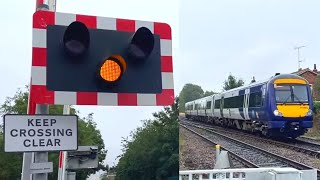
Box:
left=298, top=136, right=320, bottom=145
left=183, top=119, right=320, bottom=158
left=180, top=121, right=320, bottom=179
left=180, top=125, right=258, bottom=169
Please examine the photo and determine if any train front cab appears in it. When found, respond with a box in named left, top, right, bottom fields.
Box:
left=267, top=74, right=313, bottom=138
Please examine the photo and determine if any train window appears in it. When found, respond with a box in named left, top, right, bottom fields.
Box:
left=249, top=92, right=262, bottom=107
left=292, top=85, right=308, bottom=102
left=206, top=101, right=211, bottom=109
left=231, top=97, right=236, bottom=108
left=234, top=96, right=240, bottom=108
left=224, top=98, right=229, bottom=108
left=226, top=97, right=231, bottom=108
left=214, top=99, right=220, bottom=108
left=223, top=96, right=243, bottom=108
left=238, top=95, right=244, bottom=108
left=231, top=96, right=237, bottom=108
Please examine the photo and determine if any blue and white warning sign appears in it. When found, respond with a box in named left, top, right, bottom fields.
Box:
left=3, top=114, right=78, bottom=152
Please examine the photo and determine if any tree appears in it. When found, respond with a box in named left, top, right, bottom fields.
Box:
left=203, top=90, right=216, bottom=97
left=314, top=75, right=320, bottom=101
left=115, top=98, right=179, bottom=180
left=0, top=86, right=107, bottom=180
left=223, top=74, right=244, bottom=91
left=100, top=166, right=117, bottom=180
left=178, top=84, right=204, bottom=112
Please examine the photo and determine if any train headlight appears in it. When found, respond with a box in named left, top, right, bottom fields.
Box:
left=305, top=110, right=313, bottom=116
left=273, top=110, right=283, bottom=117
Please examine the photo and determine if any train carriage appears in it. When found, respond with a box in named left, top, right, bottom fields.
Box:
left=185, top=73, right=313, bottom=139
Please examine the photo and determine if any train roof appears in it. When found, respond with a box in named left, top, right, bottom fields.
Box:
left=217, top=73, right=308, bottom=94
left=184, top=73, right=308, bottom=105
left=269, top=73, right=308, bottom=83
left=185, top=94, right=213, bottom=104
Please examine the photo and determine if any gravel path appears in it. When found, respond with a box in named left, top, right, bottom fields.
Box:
left=179, top=126, right=216, bottom=170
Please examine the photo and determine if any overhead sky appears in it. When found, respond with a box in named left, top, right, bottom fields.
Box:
left=180, top=0, right=320, bottom=93
left=0, top=0, right=180, bottom=171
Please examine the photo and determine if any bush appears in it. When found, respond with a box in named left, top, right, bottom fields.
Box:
left=313, top=101, right=320, bottom=114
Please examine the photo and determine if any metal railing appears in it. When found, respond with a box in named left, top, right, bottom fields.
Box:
left=179, top=167, right=317, bottom=180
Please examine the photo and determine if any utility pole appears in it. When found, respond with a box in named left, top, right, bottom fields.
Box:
left=294, top=45, right=306, bottom=70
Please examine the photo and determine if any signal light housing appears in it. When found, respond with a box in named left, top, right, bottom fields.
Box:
left=31, top=11, right=174, bottom=106
left=63, top=21, right=90, bottom=57
left=47, top=20, right=162, bottom=94
left=98, top=55, right=127, bottom=84
left=128, top=27, right=155, bottom=62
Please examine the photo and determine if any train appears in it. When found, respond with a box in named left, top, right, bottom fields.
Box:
left=184, top=73, right=314, bottom=139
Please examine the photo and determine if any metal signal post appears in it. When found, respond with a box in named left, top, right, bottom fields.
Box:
left=21, top=0, right=57, bottom=180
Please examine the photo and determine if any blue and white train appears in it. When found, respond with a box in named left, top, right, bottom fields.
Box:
left=185, top=74, right=314, bottom=139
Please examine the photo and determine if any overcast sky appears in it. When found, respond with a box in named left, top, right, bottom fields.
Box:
left=180, top=0, right=320, bottom=93
left=0, top=0, right=180, bottom=172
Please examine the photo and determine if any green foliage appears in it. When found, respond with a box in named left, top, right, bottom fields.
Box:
left=223, top=73, right=244, bottom=91
left=0, top=86, right=107, bottom=180
left=203, top=90, right=216, bottom=97
left=314, top=75, right=320, bottom=101
left=178, top=84, right=204, bottom=112
left=313, top=101, right=320, bottom=114
left=100, top=166, right=117, bottom=180
left=0, top=133, right=22, bottom=180
left=115, top=98, right=179, bottom=180
left=178, top=84, right=218, bottom=112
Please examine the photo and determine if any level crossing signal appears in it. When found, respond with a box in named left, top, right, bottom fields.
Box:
left=31, top=11, right=174, bottom=106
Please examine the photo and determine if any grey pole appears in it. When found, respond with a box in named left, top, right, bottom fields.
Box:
left=21, top=1, right=56, bottom=180
left=294, top=45, right=306, bottom=70
left=21, top=86, right=35, bottom=180
left=32, top=104, right=50, bottom=180
left=58, top=105, right=71, bottom=180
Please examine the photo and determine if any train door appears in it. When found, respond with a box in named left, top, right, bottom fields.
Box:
left=243, top=88, right=250, bottom=120
left=212, top=96, right=216, bottom=117
left=220, top=96, right=224, bottom=118
left=204, top=100, right=207, bottom=117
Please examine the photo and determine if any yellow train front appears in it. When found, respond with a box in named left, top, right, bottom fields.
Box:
left=264, top=74, right=313, bottom=138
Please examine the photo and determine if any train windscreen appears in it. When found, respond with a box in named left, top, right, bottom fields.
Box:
left=274, top=84, right=309, bottom=104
